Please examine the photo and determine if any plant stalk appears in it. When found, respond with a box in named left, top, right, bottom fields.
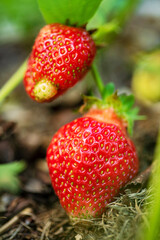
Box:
left=0, top=59, right=27, bottom=104
left=91, top=63, right=104, bottom=98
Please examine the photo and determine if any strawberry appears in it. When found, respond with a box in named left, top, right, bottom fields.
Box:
left=24, top=23, right=96, bottom=102
left=47, top=84, right=140, bottom=219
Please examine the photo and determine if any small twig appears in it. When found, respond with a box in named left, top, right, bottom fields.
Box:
left=51, top=219, right=69, bottom=233
left=9, top=224, right=22, bottom=240
left=0, top=207, right=32, bottom=235
left=40, top=220, right=52, bottom=240
left=20, top=220, right=34, bottom=231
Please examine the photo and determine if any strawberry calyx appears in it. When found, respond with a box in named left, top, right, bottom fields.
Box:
left=80, top=83, right=144, bottom=135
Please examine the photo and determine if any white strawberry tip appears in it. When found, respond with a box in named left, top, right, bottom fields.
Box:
left=33, top=80, right=57, bottom=102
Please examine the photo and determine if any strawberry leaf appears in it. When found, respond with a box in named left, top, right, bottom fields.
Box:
left=89, top=0, right=140, bottom=45
left=87, top=0, right=120, bottom=30
left=119, top=94, right=134, bottom=110
left=0, top=161, right=26, bottom=193
left=118, top=94, right=145, bottom=135
left=102, top=82, right=115, bottom=99
left=91, top=21, right=120, bottom=45
left=37, top=0, right=102, bottom=26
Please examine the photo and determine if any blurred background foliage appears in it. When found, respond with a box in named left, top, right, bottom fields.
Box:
left=0, top=161, right=26, bottom=193
left=0, top=0, right=44, bottom=43
left=132, top=51, right=160, bottom=104
left=0, top=0, right=146, bottom=42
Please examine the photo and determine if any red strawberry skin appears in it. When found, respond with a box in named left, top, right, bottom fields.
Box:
left=24, top=23, right=96, bottom=102
left=47, top=112, right=139, bottom=219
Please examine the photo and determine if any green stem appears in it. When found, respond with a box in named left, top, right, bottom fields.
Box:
left=0, top=59, right=27, bottom=104
left=141, top=127, right=160, bottom=240
left=91, top=63, right=104, bottom=98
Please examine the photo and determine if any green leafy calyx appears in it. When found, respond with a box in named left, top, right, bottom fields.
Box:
left=81, top=83, right=144, bottom=135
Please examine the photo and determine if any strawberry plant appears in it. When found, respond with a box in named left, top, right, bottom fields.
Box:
left=1, top=0, right=159, bottom=239
left=23, top=0, right=142, bottom=220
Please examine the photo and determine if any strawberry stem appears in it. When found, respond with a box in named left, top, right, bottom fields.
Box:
left=0, top=59, right=27, bottom=104
left=91, top=63, right=104, bottom=98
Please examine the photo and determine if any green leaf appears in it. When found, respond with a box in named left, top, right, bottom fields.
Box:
left=87, top=0, right=137, bottom=30
left=101, top=83, right=145, bottom=136
left=88, top=0, right=140, bottom=45
left=87, top=0, right=119, bottom=30
left=102, top=82, right=115, bottom=99
left=119, top=94, right=134, bottom=110
left=0, top=161, right=26, bottom=193
left=91, top=21, right=119, bottom=45
left=37, top=0, right=102, bottom=26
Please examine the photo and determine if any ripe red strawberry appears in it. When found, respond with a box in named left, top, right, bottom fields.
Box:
left=47, top=87, right=140, bottom=219
left=24, top=23, right=96, bottom=102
